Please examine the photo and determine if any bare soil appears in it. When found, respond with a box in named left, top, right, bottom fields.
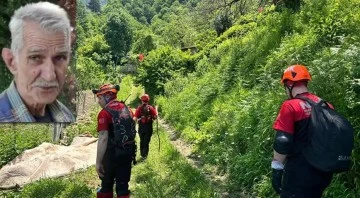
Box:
left=76, top=90, right=98, bottom=122
left=158, top=119, right=247, bottom=198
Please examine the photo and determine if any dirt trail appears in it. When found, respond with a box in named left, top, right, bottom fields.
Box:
left=76, top=90, right=98, bottom=122
left=158, top=118, right=247, bottom=198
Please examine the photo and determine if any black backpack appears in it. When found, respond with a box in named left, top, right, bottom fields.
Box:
left=296, top=95, right=354, bottom=173
left=140, top=104, right=152, bottom=121
left=104, top=105, right=137, bottom=153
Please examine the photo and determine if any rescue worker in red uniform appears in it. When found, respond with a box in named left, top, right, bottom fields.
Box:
left=271, top=65, right=334, bottom=197
left=133, top=94, right=157, bottom=160
left=93, top=84, right=135, bottom=198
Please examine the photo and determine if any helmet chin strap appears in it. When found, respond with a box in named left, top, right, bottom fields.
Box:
left=285, top=82, right=297, bottom=99
left=102, top=95, right=111, bottom=104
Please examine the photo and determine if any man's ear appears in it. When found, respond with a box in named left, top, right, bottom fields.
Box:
left=1, top=48, right=17, bottom=75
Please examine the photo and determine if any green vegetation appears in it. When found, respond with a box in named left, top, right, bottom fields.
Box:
left=1, top=0, right=359, bottom=197
left=131, top=128, right=217, bottom=197
left=1, top=126, right=217, bottom=198
left=3, top=179, right=92, bottom=198
left=154, top=1, right=360, bottom=197
left=0, top=125, right=52, bottom=167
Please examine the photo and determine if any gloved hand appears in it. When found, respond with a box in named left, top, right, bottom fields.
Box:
left=271, top=168, right=283, bottom=194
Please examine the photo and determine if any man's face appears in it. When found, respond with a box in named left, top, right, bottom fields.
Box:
left=6, top=21, right=70, bottom=105
left=97, top=95, right=106, bottom=108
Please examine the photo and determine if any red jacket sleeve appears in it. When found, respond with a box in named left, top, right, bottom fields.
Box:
left=273, top=102, right=295, bottom=134
left=150, top=105, right=157, bottom=117
left=134, top=106, right=141, bottom=118
left=97, top=110, right=110, bottom=132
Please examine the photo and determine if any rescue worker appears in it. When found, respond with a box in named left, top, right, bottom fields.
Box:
left=133, top=94, right=157, bottom=160
left=93, top=84, right=135, bottom=198
left=271, top=65, right=334, bottom=197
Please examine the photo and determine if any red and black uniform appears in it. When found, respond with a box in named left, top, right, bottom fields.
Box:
left=134, top=104, right=157, bottom=158
left=97, top=100, right=134, bottom=197
left=273, top=92, right=333, bottom=197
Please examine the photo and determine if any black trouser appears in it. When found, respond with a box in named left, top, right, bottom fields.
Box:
left=281, top=155, right=333, bottom=198
left=100, top=147, right=133, bottom=196
left=138, top=122, right=153, bottom=158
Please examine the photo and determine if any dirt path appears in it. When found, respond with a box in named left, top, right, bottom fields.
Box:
left=76, top=90, right=98, bottom=122
left=158, top=118, right=247, bottom=198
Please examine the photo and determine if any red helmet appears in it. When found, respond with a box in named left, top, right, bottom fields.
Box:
left=92, top=84, right=119, bottom=97
left=281, top=65, right=311, bottom=84
left=141, top=94, right=150, bottom=103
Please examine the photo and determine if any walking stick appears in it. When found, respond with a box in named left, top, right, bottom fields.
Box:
left=156, top=105, right=160, bottom=152
left=122, top=93, right=131, bottom=104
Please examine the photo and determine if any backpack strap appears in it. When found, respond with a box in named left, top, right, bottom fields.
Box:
left=295, top=95, right=327, bottom=107
left=104, top=107, right=120, bottom=118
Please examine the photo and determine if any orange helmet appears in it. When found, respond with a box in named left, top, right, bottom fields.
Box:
left=92, top=84, right=119, bottom=97
left=281, top=65, right=311, bottom=84
left=141, top=94, right=150, bottom=103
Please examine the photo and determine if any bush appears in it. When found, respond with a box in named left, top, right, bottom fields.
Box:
left=0, top=124, right=52, bottom=167
left=136, top=46, right=197, bottom=97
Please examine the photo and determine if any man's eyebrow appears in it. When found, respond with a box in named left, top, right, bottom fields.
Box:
left=56, top=50, right=70, bottom=55
left=27, top=47, right=46, bottom=54
left=26, top=47, right=70, bottom=55
left=55, top=47, right=71, bottom=54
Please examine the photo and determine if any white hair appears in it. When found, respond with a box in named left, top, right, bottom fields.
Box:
left=9, top=2, right=71, bottom=58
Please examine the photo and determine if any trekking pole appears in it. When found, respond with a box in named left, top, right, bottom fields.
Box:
left=122, top=93, right=131, bottom=104
left=157, top=117, right=160, bottom=152
left=156, top=105, right=160, bottom=152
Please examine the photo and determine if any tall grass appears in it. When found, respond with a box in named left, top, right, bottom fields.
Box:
left=157, top=1, right=360, bottom=197
left=131, top=126, right=217, bottom=197
left=0, top=124, right=52, bottom=167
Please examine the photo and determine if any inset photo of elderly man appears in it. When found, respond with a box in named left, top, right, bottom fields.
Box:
left=0, top=0, right=77, bottom=123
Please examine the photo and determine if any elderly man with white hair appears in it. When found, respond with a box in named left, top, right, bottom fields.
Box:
left=0, top=1, right=75, bottom=122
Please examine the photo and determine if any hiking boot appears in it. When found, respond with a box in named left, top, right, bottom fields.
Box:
left=97, top=192, right=113, bottom=198
left=117, top=190, right=130, bottom=198
left=117, top=195, right=130, bottom=198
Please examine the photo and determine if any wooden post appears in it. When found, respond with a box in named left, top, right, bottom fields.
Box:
left=52, top=123, right=64, bottom=142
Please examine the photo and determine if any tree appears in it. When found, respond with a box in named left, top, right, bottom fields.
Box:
left=132, top=30, right=157, bottom=54
left=192, top=0, right=258, bottom=35
left=77, top=0, right=88, bottom=27
left=104, top=13, right=133, bottom=64
left=214, top=12, right=232, bottom=36
left=274, top=0, right=302, bottom=11
left=136, top=46, right=196, bottom=96
left=88, top=0, right=101, bottom=13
